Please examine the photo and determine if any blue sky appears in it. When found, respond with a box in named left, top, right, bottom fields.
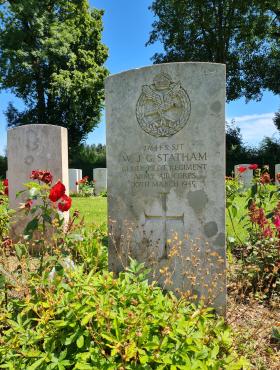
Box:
left=0, top=0, right=279, bottom=155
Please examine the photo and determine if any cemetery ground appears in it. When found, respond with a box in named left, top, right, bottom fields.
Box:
left=1, top=182, right=280, bottom=369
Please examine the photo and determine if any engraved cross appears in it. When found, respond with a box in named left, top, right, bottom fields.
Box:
left=144, top=192, right=184, bottom=259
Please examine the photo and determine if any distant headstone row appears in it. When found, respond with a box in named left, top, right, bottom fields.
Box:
left=234, top=164, right=280, bottom=187
left=68, top=168, right=108, bottom=194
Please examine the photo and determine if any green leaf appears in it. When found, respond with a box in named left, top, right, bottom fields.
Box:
left=42, top=213, right=52, bottom=224
left=0, top=273, right=6, bottom=289
left=81, top=312, right=94, bottom=326
left=250, top=184, right=257, bottom=197
left=74, top=363, right=92, bottom=370
left=15, top=244, right=23, bottom=259
left=124, top=340, right=137, bottom=361
left=27, top=357, right=45, bottom=370
left=231, top=204, right=238, bottom=218
left=113, top=317, right=121, bottom=341
left=16, top=189, right=26, bottom=198
left=76, top=334, right=84, bottom=349
left=23, top=218, right=39, bottom=237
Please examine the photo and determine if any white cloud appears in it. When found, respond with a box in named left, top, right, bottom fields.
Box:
left=226, top=112, right=278, bottom=147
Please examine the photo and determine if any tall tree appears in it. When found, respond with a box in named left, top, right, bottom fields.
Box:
left=147, top=0, right=279, bottom=101
left=273, top=108, right=280, bottom=132
left=0, top=0, right=108, bottom=152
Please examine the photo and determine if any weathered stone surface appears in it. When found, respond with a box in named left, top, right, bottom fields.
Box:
left=275, top=164, right=280, bottom=185
left=69, top=169, right=81, bottom=193
left=93, top=168, right=107, bottom=195
left=106, top=62, right=226, bottom=314
left=234, top=164, right=253, bottom=188
left=78, top=169, right=83, bottom=181
left=7, top=124, right=69, bottom=237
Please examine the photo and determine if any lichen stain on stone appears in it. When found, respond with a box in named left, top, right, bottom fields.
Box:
left=214, top=232, right=225, bottom=247
left=187, top=190, right=208, bottom=213
left=204, top=221, right=218, bottom=238
left=211, top=101, right=222, bottom=113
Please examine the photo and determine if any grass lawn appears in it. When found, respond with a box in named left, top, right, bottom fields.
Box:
left=72, top=195, right=245, bottom=238
left=226, top=185, right=279, bottom=244
left=226, top=192, right=249, bottom=243
left=71, top=196, right=107, bottom=227
left=72, top=186, right=279, bottom=244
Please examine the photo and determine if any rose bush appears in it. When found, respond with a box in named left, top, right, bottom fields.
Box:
left=227, top=166, right=280, bottom=301
left=18, top=170, right=72, bottom=239
left=74, top=176, right=95, bottom=197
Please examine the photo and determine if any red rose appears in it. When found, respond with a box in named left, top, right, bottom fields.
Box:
left=41, top=171, right=53, bottom=184
left=4, top=187, right=8, bottom=196
left=25, top=199, right=33, bottom=209
left=238, top=166, right=247, bottom=173
left=31, top=170, right=53, bottom=184
left=49, top=181, right=66, bottom=202
left=260, top=173, right=270, bottom=184
left=248, top=164, right=258, bottom=170
left=31, top=170, right=39, bottom=179
left=3, top=179, right=8, bottom=187
left=263, top=226, right=272, bottom=238
left=58, top=194, right=72, bottom=212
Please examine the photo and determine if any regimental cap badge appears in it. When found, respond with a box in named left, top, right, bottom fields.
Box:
left=136, top=72, right=191, bottom=137
left=153, top=72, right=172, bottom=91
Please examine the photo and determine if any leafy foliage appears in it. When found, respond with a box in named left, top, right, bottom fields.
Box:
left=147, top=0, right=279, bottom=101
left=0, top=155, right=7, bottom=179
left=0, top=180, right=11, bottom=240
left=0, top=257, right=249, bottom=369
left=274, top=108, right=280, bottom=132
left=0, top=0, right=108, bottom=152
left=229, top=238, right=280, bottom=301
left=73, top=176, right=95, bottom=197
left=226, top=170, right=280, bottom=301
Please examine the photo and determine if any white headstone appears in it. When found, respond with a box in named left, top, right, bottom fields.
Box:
left=78, top=169, right=83, bottom=181
left=7, top=124, right=69, bottom=236
left=69, top=169, right=81, bottom=193
left=234, top=164, right=253, bottom=188
left=275, top=164, right=280, bottom=185
left=106, top=63, right=226, bottom=314
left=93, top=168, right=107, bottom=195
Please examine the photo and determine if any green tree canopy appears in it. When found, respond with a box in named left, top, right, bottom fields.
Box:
left=70, top=143, right=106, bottom=178
left=0, top=0, right=108, bottom=152
left=273, top=108, right=280, bottom=132
left=147, top=0, right=279, bottom=101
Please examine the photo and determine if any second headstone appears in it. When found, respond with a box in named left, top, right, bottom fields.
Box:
left=7, top=124, right=69, bottom=237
